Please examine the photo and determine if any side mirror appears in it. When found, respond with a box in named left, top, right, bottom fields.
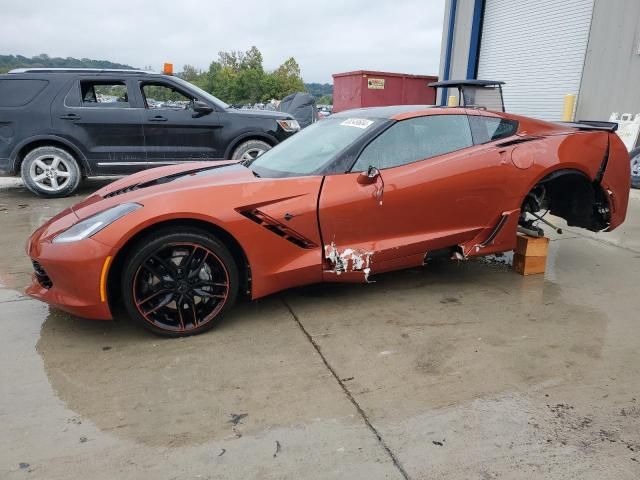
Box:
left=357, top=166, right=380, bottom=185
left=193, top=100, right=214, bottom=115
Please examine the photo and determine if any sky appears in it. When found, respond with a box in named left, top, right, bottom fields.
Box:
left=0, top=0, right=445, bottom=83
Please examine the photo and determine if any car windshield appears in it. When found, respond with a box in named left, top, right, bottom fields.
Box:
left=171, top=77, right=229, bottom=109
left=247, top=117, right=383, bottom=177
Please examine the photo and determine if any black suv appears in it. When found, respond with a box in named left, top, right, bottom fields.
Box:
left=0, top=68, right=300, bottom=197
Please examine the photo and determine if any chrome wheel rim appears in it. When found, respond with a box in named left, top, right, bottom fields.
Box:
left=29, top=154, right=71, bottom=192
left=132, top=243, right=230, bottom=333
left=240, top=148, right=266, bottom=161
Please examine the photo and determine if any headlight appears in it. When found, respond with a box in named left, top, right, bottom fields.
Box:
left=277, top=119, right=300, bottom=132
left=53, top=203, right=142, bottom=244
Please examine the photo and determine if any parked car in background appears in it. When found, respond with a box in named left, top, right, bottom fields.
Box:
left=26, top=105, right=629, bottom=337
left=0, top=68, right=300, bottom=197
left=630, top=147, right=640, bottom=188
left=279, top=92, right=318, bottom=129
left=318, top=106, right=332, bottom=118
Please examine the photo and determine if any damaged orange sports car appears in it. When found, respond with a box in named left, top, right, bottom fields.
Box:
left=26, top=88, right=630, bottom=336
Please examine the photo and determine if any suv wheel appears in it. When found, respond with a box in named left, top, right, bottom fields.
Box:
left=231, top=140, right=271, bottom=161
left=21, top=146, right=81, bottom=198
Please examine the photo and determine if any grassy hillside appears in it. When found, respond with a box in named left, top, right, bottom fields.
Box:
left=0, top=54, right=134, bottom=73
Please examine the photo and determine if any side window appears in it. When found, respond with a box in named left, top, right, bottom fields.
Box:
left=0, top=79, right=48, bottom=107
left=468, top=116, right=518, bottom=144
left=352, top=115, right=473, bottom=171
left=79, top=81, right=130, bottom=108
left=140, top=83, right=193, bottom=110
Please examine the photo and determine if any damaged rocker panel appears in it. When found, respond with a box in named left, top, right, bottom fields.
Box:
left=324, top=242, right=374, bottom=281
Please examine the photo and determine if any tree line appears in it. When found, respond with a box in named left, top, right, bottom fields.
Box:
left=179, top=46, right=332, bottom=105
left=0, top=54, right=132, bottom=73
left=1, top=50, right=333, bottom=105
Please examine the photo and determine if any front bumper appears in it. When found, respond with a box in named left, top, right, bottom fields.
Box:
left=26, top=236, right=114, bottom=320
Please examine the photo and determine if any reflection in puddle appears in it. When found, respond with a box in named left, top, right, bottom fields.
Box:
left=36, top=299, right=356, bottom=447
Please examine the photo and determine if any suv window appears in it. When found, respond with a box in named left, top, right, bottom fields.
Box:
left=80, top=81, right=130, bottom=108
left=353, top=115, right=473, bottom=171
left=140, top=83, right=193, bottom=110
left=468, top=116, right=518, bottom=144
left=0, top=79, right=48, bottom=107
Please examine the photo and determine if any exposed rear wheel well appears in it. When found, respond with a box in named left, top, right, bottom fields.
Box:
left=520, top=169, right=610, bottom=233
left=106, top=219, right=250, bottom=314
left=15, top=140, right=87, bottom=176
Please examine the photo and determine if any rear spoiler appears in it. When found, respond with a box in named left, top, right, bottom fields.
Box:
left=559, top=120, right=618, bottom=132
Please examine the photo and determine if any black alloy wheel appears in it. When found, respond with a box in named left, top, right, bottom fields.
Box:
left=122, top=230, right=239, bottom=337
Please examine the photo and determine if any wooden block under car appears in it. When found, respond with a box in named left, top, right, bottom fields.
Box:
left=513, top=253, right=547, bottom=275
left=515, top=234, right=549, bottom=257
left=513, top=234, right=549, bottom=275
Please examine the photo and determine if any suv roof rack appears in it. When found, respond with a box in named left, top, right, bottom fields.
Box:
left=8, top=68, right=160, bottom=75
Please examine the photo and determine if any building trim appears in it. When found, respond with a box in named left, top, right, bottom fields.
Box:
left=441, top=0, right=458, bottom=105
left=466, top=0, right=485, bottom=79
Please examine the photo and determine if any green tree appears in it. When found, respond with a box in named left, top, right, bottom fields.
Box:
left=180, top=64, right=201, bottom=82
left=272, top=57, right=305, bottom=98
left=316, top=94, right=333, bottom=105
left=241, top=46, right=264, bottom=72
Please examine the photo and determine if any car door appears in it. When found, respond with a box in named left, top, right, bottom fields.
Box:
left=318, top=112, right=515, bottom=280
left=50, top=77, right=146, bottom=175
left=138, top=80, right=223, bottom=165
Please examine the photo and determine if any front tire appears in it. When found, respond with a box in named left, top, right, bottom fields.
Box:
left=21, top=146, right=81, bottom=198
left=230, top=139, right=271, bottom=161
left=121, top=229, right=239, bottom=337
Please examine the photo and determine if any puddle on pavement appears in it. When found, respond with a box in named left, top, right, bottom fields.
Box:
left=3, top=290, right=398, bottom=478
left=34, top=298, right=366, bottom=448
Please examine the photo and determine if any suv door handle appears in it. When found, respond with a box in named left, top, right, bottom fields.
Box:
left=149, top=115, right=168, bottom=122
left=59, top=113, right=81, bottom=120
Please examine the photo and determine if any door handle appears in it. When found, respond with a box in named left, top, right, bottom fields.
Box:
left=149, top=115, right=168, bottom=122
left=59, top=113, right=81, bottom=120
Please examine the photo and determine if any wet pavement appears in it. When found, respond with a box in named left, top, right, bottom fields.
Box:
left=1, top=177, right=640, bottom=479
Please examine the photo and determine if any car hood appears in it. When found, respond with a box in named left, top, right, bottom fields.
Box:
left=72, top=161, right=256, bottom=219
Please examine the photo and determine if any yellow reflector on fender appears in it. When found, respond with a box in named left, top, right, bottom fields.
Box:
left=100, top=256, right=112, bottom=302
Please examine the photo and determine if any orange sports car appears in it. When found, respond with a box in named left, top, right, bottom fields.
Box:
left=26, top=101, right=630, bottom=336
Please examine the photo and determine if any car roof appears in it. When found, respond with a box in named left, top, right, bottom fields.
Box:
left=332, top=105, right=437, bottom=119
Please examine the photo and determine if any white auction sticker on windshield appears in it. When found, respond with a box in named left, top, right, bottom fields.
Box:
left=340, top=118, right=374, bottom=129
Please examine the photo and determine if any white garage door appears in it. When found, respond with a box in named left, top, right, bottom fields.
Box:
left=477, top=0, right=594, bottom=121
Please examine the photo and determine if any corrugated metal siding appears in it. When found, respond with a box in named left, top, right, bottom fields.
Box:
left=477, top=0, right=594, bottom=121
